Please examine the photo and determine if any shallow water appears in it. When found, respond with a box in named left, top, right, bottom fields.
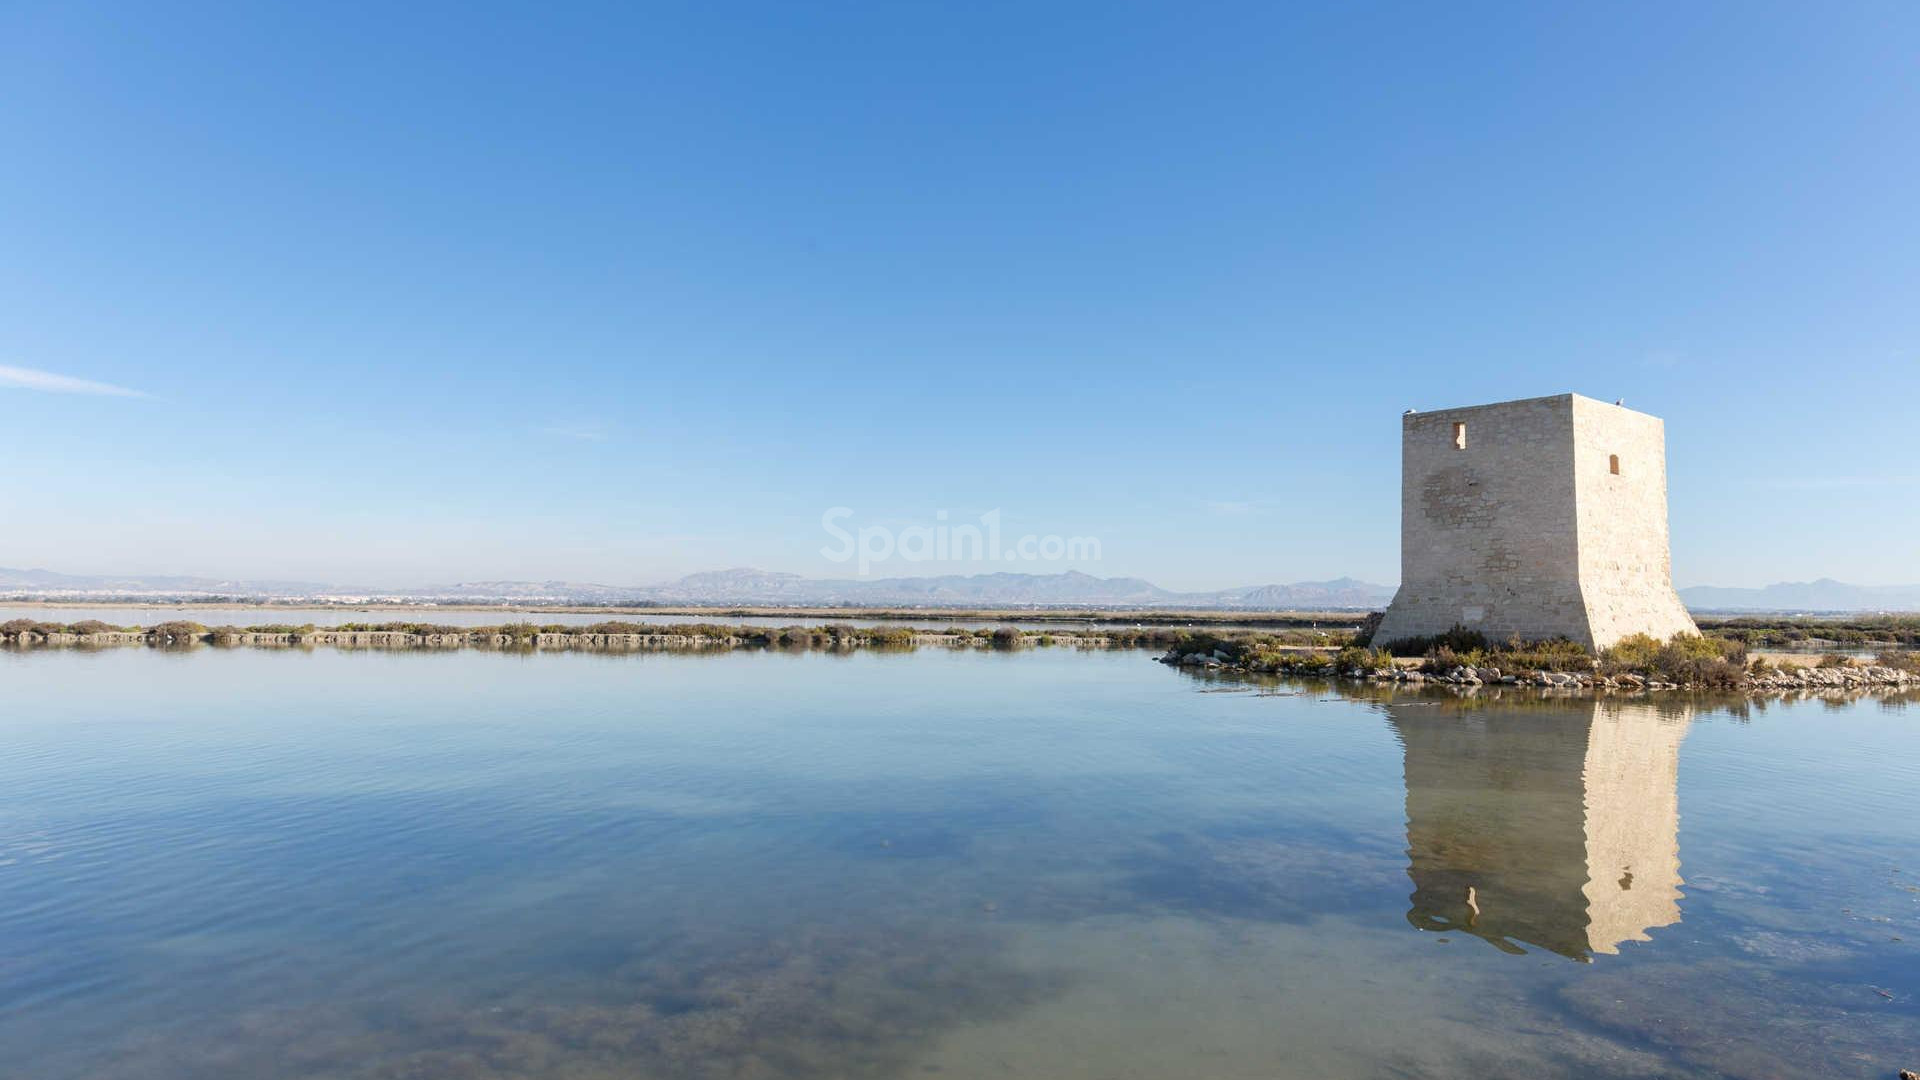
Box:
left=1, top=648, right=1915, bottom=1079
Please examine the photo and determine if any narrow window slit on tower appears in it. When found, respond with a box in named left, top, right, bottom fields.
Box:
left=1452, top=422, right=1467, bottom=450
left=1609, top=454, right=1621, bottom=475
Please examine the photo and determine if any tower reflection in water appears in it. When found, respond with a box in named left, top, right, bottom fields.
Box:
left=1387, top=698, right=1694, bottom=960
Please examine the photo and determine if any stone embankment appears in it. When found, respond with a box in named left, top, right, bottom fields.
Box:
left=1, top=628, right=1119, bottom=651
left=1160, top=651, right=1918, bottom=693
left=9, top=628, right=732, bottom=648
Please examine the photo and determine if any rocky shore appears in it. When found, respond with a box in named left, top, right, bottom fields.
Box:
left=1159, top=649, right=1919, bottom=693
left=0, top=626, right=1122, bottom=652
left=8, top=621, right=1914, bottom=696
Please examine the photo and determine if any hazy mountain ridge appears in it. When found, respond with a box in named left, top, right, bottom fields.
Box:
left=8, top=567, right=1918, bottom=613
left=1676, top=579, right=1920, bottom=613
left=0, top=566, right=1394, bottom=610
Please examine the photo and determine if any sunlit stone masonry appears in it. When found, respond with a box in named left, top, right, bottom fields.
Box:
left=1373, top=393, right=1698, bottom=651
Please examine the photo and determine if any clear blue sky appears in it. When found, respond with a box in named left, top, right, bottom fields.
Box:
left=3, top=1, right=1916, bottom=590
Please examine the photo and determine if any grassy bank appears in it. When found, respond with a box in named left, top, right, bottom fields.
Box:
left=1695, top=614, right=1920, bottom=648
left=1160, top=623, right=1919, bottom=692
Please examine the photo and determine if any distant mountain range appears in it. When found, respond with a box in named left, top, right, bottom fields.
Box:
left=5, top=566, right=1916, bottom=613
left=644, top=569, right=1397, bottom=609
left=1675, top=579, right=1920, bottom=613
left=0, top=566, right=1396, bottom=610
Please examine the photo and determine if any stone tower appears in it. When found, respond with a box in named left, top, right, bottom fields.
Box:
left=1372, top=393, right=1697, bottom=651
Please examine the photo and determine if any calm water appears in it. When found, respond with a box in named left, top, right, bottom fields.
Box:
left=1, top=648, right=1916, bottom=1079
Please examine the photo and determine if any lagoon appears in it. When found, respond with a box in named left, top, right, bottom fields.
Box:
left=1, top=647, right=1915, bottom=1078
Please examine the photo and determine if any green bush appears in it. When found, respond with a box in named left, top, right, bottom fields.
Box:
left=0, top=618, right=69, bottom=638
left=1383, top=625, right=1490, bottom=658
left=1675, top=657, right=1748, bottom=688
left=1494, top=637, right=1593, bottom=673
left=335, top=621, right=468, bottom=635
left=1251, top=650, right=1335, bottom=676
left=2, top=619, right=73, bottom=637
left=580, top=621, right=653, bottom=635
left=1419, top=645, right=1475, bottom=674
left=1334, top=645, right=1395, bottom=673
left=1598, top=633, right=1746, bottom=686
left=1407, top=634, right=1590, bottom=675
left=1603, top=633, right=1663, bottom=668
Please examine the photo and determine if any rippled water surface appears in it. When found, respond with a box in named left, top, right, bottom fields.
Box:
left=2, top=647, right=1916, bottom=1079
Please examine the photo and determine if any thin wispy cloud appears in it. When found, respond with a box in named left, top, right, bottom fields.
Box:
left=0, top=364, right=148, bottom=398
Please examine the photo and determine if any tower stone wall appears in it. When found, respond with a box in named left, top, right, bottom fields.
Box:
left=1372, top=393, right=1696, bottom=651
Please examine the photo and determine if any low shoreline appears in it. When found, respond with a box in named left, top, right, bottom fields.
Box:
left=0, top=599, right=1371, bottom=628
left=1159, top=648, right=1919, bottom=694
left=6, top=618, right=1916, bottom=699
left=0, top=622, right=1153, bottom=652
